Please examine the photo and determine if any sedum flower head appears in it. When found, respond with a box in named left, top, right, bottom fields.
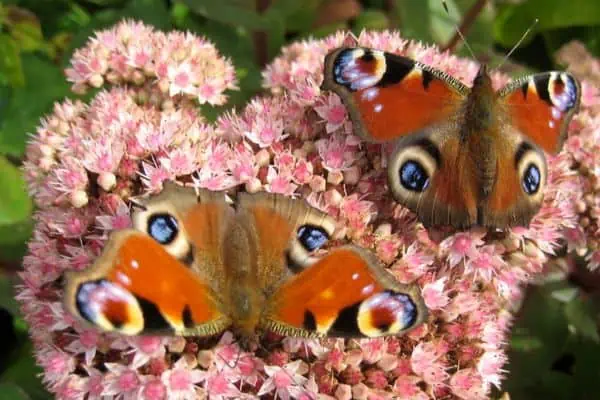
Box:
left=18, top=23, right=599, bottom=399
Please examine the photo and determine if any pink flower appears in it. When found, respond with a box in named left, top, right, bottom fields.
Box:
left=393, top=375, right=428, bottom=399
left=102, top=363, right=144, bottom=398
left=125, top=336, right=166, bottom=368
left=422, top=277, right=450, bottom=310
left=66, top=21, right=237, bottom=103
left=83, top=366, right=105, bottom=400
left=477, top=350, right=507, bottom=388
left=316, top=134, right=357, bottom=172
left=37, top=348, right=76, bottom=388
left=410, top=342, right=449, bottom=386
left=201, top=373, right=242, bottom=399
left=449, top=368, right=487, bottom=400
left=314, top=93, right=348, bottom=133
left=440, top=231, right=486, bottom=268
left=161, top=358, right=203, bottom=399
left=259, top=360, right=309, bottom=400
left=141, top=379, right=167, bottom=400
left=65, top=329, right=101, bottom=366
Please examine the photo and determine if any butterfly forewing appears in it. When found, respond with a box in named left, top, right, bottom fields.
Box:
left=499, top=71, right=581, bottom=154
left=64, top=230, right=230, bottom=336
left=322, top=47, right=468, bottom=142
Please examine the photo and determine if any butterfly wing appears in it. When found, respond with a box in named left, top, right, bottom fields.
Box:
left=479, top=72, right=581, bottom=226
left=262, top=245, right=426, bottom=338
left=499, top=72, right=581, bottom=153
left=386, top=125, right=483, bottom=228
left=322, top=47, right=468, bottom=142
left=236, top=192, right=337, bottom=278
left=64, top=183, right=232, bottom=335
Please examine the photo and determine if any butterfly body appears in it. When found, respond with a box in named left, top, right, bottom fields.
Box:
left=323, top=47, right=581, bottom=229
left=64, top=182, right=426, bottom=339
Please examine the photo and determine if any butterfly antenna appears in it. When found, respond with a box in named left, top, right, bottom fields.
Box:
left=496, top=18, right=539, bottom=70
left=441, top=0, right=477, bottom=59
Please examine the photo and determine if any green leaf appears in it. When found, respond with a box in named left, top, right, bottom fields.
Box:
left=0, top=54, right=71, bottom=156
left=0, top=156, right=32, bottom=226
left=504, top=285, right=600, bottom=398
left=426, top=0, right=494, bottom=56
left=171, top=2, right=191, bottom=27
left=493, top=3, right=538, bottom=48
left=394, top=0, right=434, bottom=44
left=307, top=22, right=349, bottom=39
left=505, top=287, right=569, bottom=390
left=180, top=0, right=265, bottom=30
left=353, top=10, right=389, bottom=33
left=10, top=21, right=45, bottom=52
left=428, top=0, right=458, bottom=46
left=266, top=0, right=323, bottom=34
left=122, top=0, right=171, bottom=30
left=531, top=0, right=600, bottom=29
left=564, top=296, right=600, bottom=343
left=0, top=383, right=30, bottom=400
left=0, top=275, right=20, bottom=316
left=455, top=0, right=494, bottom=55
left=0, top=34, right=24, bottom=87
left=0, top=335, right=49, bottom=400
left=495, top=0, right=600, bottom=48
left=550, top=286, right=578, bottom=303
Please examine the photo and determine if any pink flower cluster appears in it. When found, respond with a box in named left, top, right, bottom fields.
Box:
left=18, top=22, right=600, bottom=399
left=556, top=41, right=600, bottom=270
left=65, top=20, right=237, bottom=105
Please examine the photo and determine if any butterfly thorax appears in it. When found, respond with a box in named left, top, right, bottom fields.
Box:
left=462, top=65, right=499, bottom=198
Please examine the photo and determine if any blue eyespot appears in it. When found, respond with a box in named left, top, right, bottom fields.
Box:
left=522, top=164, right=541, bottom=195
left=148, top=213, right=178, bottom=244
left=400, top=161, right=429, bottom=192
left=297, top=225, right=329, bottom=252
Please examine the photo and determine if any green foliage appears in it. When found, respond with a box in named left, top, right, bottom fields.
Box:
left=504, top=285, right=600, bottom=399
left=0, top=156, right=32, bottom=243
left=0, top=1, right=599, bottom=399
left=0, top=276, right=50, bottom=399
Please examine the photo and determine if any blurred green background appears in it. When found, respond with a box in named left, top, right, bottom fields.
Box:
left=1, top=1, right=600, bottom=399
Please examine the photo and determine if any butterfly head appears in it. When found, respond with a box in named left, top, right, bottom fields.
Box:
left=473, top=64, right=491, bottom=86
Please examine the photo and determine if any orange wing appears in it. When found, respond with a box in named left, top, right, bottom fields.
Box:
left=322, top=47, right=468, bottom=142
left=64, top=231, right=229, bottom=336
left=64, top=183, right=232, bottom=336
left=262, top=246, right=426, bottom=338
left=500, top=72, right=581, bottom=154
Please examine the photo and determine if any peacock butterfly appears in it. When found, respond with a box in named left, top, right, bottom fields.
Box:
left=322, top=46, right=581, bottom=229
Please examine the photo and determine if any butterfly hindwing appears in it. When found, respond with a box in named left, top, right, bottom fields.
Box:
left=386, top=129, right=482, bottom=228
left=322, top=47, right=468, bottom=142
left=237, top=191, right=337, bottom=275
left=262, top=246, right=426, bottom=338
